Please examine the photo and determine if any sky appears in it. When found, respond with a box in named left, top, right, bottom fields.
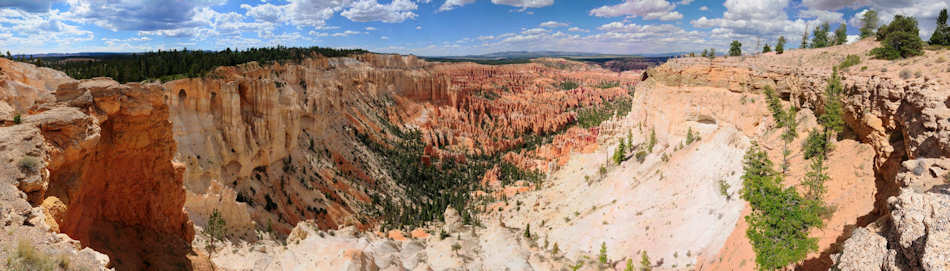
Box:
left=0, top=0, right=948, bottom=56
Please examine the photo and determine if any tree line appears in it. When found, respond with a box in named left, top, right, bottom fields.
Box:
left=9, top=46, right=367, bottom=83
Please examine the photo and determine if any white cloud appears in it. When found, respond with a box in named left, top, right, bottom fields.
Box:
left=62, top=0, right=227, bottom=32
left=478, top=35, right=495, bottom=40
left=331, top=30, right=362, bottom=37
left=539, top=20, right=567, bottom=28
left=590, top=0, right=683, bottom=21
left=699, top=6, right=708, bottom=11
left=438, top=0, right=476, bottom=11
left=341, top=0, right=418, bottom=23
left=0, top=0, right=55, bottom=13
left=798, top=9, right=844, bottom=24
left=416, top=25, right=422, bottom=30
left=365, top=26, right=377, bottom=30
left=490, top=0, right=554, bottom=9
left=381, top=36, right=389, bottom=39
left=679, top=0, right=693, bottom=4
left=567, top=27, right=588, bottom=32
left=308, top=30, right=330, bottom=37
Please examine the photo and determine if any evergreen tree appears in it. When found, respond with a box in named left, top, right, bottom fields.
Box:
left=739, top=143, right=821, bottom=270
left=640, top=251, right=652, bottom=271
left=205, top=209, right=227, bottom=259
left=834, top=23, right=848, bottom=45
left=729, top=40, right=742, bottom=56
left=819, top=68, right=845, bottom=139
left=811, top=22, right=831, bottom=48
left=613, top=141, right=627, bottom=165
left=859, top=10, right=879, bottom=39
left=524, top=223, right=531, bottom=239
left=776, top=36, right=786, bottom=54
left=708, top=48, right=716, bottom=59
left=762, top=44, right=772, bottom=53
left=781, top=107, right=799, bottom=175
left=930, top=9, right=950, bottom=45
left=701, top=49, right=708, bottom=57
left=599, top=242, right=608, bottom=264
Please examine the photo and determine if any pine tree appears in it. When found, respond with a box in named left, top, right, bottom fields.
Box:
left=819, top=67, right=845, bottom=149
left=709, top=48, right=716, bottom=59
left=523, top=223, right=531, bottom=239
left=701, top=49, right=708, bottom=57
left=613, top=141, right=627, bottom=165
left=739, top=143, right=821, bottom=270
left=781, top=107, right=799, bottom=175
left=776, top=36, right=786, bottom=54
left=930, top=9, right=950, bottom=45
left=762, top=44, right=771, bottom=53
left=834, top=23, right=848, bottom=45
left=859, top=10, right=879, bottom=39
left=640, top=251, right=652, bottom=271
left=811, top=22, right=831, bottom=48
left=599, top=242, right=608, bottom=264
left=205, top=209, right=227, bottom=258
left=729, top=40, right=742, bottom=56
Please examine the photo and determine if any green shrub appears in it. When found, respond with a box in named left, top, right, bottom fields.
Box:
left=598, top=242, right=608, bottom=264
left=685, top=127, right=700, bottom=145
left=872, top=15, right=924, bottom=60
left=13, top=114, right=21, bottom=124
left=838, top=55, right=861, bottom=69
left=719, top=179, right=732, bottom=200
left=635, top=151, right=647, bottom=163
left=595, top=81, right=620, bottom=89
left=900, top=69, right=912, bottom=79
left=18, top=156, right=39, bottom=172
left=6, top=239, right=66, bottom=271
left=559, top=81, right=579, bottom=90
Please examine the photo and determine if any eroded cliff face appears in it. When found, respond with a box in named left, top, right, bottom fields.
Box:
left=169, top=54, right=640, bottom=236
left=0, top=57, right=200, bottom=270
left=646, top=39, right=950, bottom=270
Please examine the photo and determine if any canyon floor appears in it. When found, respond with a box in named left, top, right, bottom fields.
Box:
left=3, top=38, right=950, bottom=271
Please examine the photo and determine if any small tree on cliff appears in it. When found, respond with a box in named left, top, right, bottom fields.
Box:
left=729, top=40, right=742, bottom=56
left=762, top=44, right=772, bottom=53
left=811, top=22, right=831, bottom=48
left=859, top=10, right=879, bottom=39
left=206, top=209, right=227, bottom=258
left=740, top=143, right=821, bottom=270
left=834, top=23, right=848, bottom=45
left=776, top=36, right=786, bottom=54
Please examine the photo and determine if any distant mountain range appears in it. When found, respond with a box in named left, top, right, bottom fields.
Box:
left=430, top=51, right=689, bottom=59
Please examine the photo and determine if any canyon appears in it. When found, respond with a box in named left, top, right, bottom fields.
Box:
left=1, top=38, right=949, bottom=271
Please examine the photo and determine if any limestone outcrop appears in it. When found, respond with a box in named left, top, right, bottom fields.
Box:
left=0, top=57, right=198, bottom=270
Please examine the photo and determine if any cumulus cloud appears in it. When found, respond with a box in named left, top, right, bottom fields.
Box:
left=0, top=0, right=55, bottom=13
left=567, top=27, right=588, bottom=32
left=699, top=6, right=708, bottom=11
left=590, top=0, right=683, bottom=21
left=679, top=0, right=693, bottom=4
left=539, top=21, right=567, bottom=28
left=438, top=0, right=476, bottom=11
left=490, top=0, right=554, bottom=9
left=805, top=0, right=949, bottom=37
left=62, top=0, right=226, bottom=31
left=332, top=30, right=362, bottom=37
left=798, top=9, right=844, bottom=24
left=341, top=0, right=418, bottom=23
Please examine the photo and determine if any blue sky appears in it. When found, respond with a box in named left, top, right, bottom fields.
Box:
left=0, top=0, right=947, bottom=56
